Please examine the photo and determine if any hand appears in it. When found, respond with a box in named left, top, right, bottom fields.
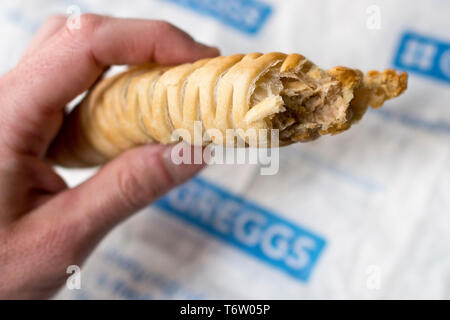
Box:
left=0, top=14, right=219, bottom=299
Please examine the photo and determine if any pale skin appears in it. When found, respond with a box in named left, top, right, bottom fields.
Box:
left=0, top=14, right=219, bottom=299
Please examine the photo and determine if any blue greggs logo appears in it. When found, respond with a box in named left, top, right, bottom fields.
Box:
left=163, top=0, right=273, bottom=35
left=154, top=177, right=326, bottom=282
left=394, top=31, right=450, bottom=84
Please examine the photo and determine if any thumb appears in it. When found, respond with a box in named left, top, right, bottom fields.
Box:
left=7, top=143, right=204, bottom=298
left=32, top=143, right=204, bottom=241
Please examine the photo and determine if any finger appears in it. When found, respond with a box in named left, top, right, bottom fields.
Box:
left=0, top=14, right=219, bottom=155
left=22, top=15, right=67, bottom=58
left=7, top=14, right=219, bottom=115
left=28, top=143, right=204, bottom=242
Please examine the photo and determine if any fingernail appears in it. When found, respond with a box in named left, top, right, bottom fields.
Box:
left=195, top=42, right=221, bottom=56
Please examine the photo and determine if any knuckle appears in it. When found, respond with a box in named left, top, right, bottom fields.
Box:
left=153, top=20, right=177, bottom=34
left=44, top=14, right=67, bottom=25
left=44, top=14, right=66, bottom=27
left=79, top=13, right=103, bottom=30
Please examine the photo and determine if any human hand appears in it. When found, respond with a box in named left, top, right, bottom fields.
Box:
left=0, top=14, right=219, bottom=299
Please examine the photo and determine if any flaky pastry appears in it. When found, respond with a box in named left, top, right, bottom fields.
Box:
left=47, top=52, right=408, bottom=167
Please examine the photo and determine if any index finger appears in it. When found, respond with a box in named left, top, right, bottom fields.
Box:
left=4, top=14, right=219, bottom=118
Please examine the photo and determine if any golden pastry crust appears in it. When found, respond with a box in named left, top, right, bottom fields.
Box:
left=47, top=52, right=408, bottom=167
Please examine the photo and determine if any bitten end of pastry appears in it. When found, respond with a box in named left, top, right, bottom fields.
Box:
left=247, top=54, right=408, bottom=145
left=47, top=52, right=409, bottom=167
